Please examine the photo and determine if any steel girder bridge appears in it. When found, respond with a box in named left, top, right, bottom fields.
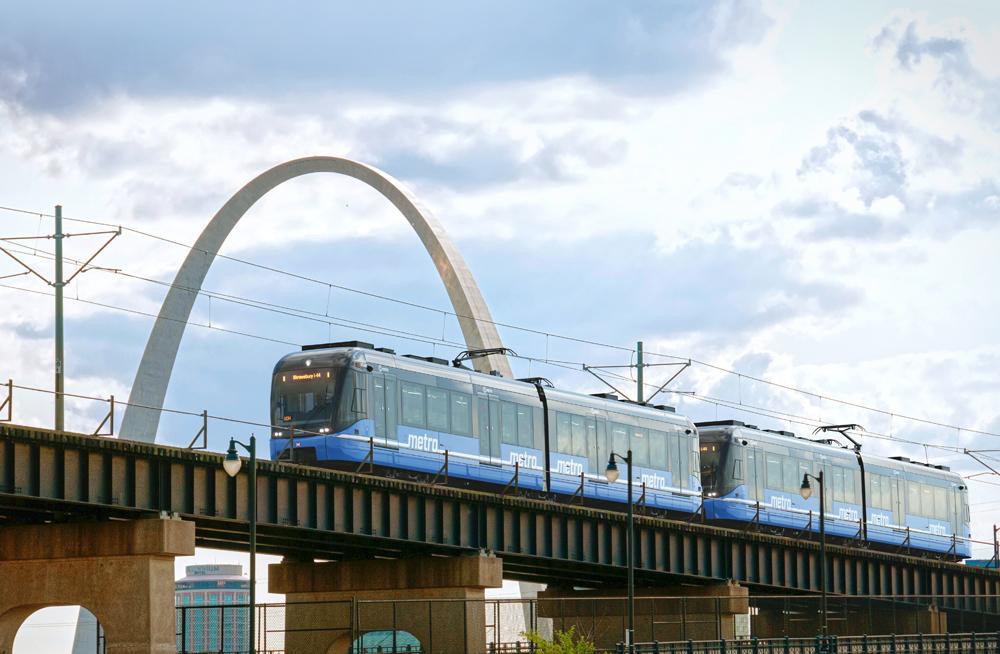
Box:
left=1, top=423, right=998, bottom=611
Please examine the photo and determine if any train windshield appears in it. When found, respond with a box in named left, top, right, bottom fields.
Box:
left=272, top=367, right=344, bottom=432
left=700, top=438, right=729, bottom=494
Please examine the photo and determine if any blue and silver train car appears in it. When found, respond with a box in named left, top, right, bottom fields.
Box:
left=697, top=420, right=972, bottom=559
left=268, top=341, right=702, bottom=514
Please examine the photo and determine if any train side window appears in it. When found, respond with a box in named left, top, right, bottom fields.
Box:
left=920, top=483, right=933, bottom=518
left=933, top=486, right=947, bottom=521
left=765, top=453, right=782, bottom=490
left=451, top=392, right=471, bottom=436
left=401, top=381, right=425, bottom=429
left=869, top=474, right=881, bottom=510
left=630, top=427, right=648, bottom=467
left=501, top=401, right=518, bottom=445
left=649, top=430, right=667, bottom=470
left=517, top=405, right=533, bottom=448
left=879, top=476, right=890, bottom=512
left=782, top=456, right=798, bottom=494
left=732, top=456, right=743, bottom=481
left=844, top=469, right=856, bottom=505
left=746, top=450, right=757, bottom=500
left=557, top=413, right=572, bottom=455
left=571, top=415, right=587, bottom=458
left=613, top=423, right=629, bottom=460
left=833, top=467, right=845, bottom=503
left=906, top=481, right=918, bottom=516
left=426, top=388, right=449, bottom=432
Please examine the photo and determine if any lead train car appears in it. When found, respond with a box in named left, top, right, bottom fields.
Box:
left=698, top=420, right=972, bottom=559
left=268, top=343, right=703, bottom=515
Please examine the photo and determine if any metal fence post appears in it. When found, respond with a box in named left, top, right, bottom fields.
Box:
left=945, top=633, right=950, bottom=654
left=919, top=633, right=924, bottom=654
left=892, top=633, right=897, bottom=654
left=785, top=635, right=791, bottom=654
left=862, top=634, right=868, bottom=654
left=972, top=632, right=978, bottom=654
left=688, top=638, right=694, bottom=654
left=815, top=636, right=822, bottom=654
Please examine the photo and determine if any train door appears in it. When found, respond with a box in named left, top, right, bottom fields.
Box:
left=371, top=374, right=398, bottom=441
left=949, top=483, right=961, bottom=535
left=477, top=395, right=501, bottom=460
left=891, top=473, right=904, bottom=527
left=745, top=444, right=764, bottom=501
left=586, top=417, right=607, bottom=476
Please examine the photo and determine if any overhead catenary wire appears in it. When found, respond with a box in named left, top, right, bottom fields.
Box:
left=2, top=203, right=998, bottom=446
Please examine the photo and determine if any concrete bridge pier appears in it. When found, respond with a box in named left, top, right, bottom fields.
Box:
left=0, top=517, right=195, bottom=654
left=269, top=553, right=503, bottom=654
left=537, top=581, right=750, bottom=649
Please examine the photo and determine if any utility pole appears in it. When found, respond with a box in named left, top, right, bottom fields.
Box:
left=54, top=206, right=64, bottom=431
left=0, top=207, right=121, bottom=432
left=636, top=341, right=643, bottom=403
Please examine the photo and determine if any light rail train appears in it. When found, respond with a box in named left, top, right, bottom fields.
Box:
left=698, top=421, right=971, bottom=558
left=268, top=342, right=971, bottom=559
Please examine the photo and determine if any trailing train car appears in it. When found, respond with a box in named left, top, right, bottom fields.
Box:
left=697, top=420, right=972, bottom=558
left=268, top=342, right=702, bottom=514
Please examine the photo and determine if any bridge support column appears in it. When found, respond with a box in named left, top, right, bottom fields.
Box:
left=0, top=517, right=195, bottom=654
left=538, top=581, right=749, bottom=649
left=270, top=553, right=502, bottom=654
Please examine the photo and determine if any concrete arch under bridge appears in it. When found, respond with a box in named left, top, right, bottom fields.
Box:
left=120, top=155, right=513, bottom=443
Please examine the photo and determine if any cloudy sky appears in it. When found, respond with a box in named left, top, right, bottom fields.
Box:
left=2, top=1, right=1000, bottom=648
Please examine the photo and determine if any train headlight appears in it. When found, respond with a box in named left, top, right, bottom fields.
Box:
left=273, top=431, right=281, bottom=437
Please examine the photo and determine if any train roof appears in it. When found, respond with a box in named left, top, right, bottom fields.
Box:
left=696, top=420, right=966, bottom=486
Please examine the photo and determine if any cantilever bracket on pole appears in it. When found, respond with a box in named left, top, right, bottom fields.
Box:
left=0, top=228, right=121, bottom=287
left=645, top=360, right=692, bottom=404
left=92, top=395, right=115, bottom=437
left=582, top=364, right=633, bottom=402
left=501, top=461, right=520, bottom=496
left=0, top=380, right=11, bottom=422
left=965, top=450, right=1000, bottom=477
left=186, top=410, right=208, bottom=449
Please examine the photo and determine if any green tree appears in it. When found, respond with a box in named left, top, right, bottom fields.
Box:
left=521, top=627, right=596, bottom=654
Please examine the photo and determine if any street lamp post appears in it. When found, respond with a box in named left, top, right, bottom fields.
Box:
left=606, top=450, right=634, bottom=651
left=800, top=470, right=827, bottom=644
left=224, top=435, right=256, bottom=654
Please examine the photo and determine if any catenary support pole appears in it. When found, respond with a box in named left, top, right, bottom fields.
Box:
left=637, top=341, right=644, bottom=404
left=54, top=205, right=64, bottom=432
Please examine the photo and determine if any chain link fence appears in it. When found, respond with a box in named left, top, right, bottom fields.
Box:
left=173, top=595, right=1000, bottom=654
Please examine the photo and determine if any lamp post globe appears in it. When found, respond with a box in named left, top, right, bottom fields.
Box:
left=605, top=460, right=620, bottom=484
left=800, top=475, right=812, bottom=500
left=223, top=441, right=242, bottom=477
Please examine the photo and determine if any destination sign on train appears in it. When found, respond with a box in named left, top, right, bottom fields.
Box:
left=281, top=370, right=332, bottom=383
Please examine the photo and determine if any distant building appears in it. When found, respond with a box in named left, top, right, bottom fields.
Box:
left=175, top=564, right=250, bottom=653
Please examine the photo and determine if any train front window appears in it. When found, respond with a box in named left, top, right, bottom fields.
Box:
left=700, top=441, right=726, bottom=494
left=272, top=367, right=342, bottom=431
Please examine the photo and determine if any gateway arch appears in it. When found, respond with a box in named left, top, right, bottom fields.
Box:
left=120, top=156, right=514, bottom=443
